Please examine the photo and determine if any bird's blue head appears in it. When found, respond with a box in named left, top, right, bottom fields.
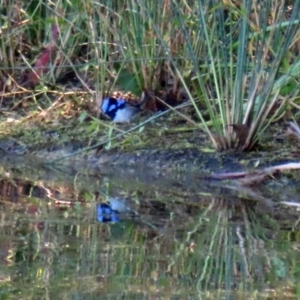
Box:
left=96, top=198, right=131, bottom=223
left=97, top=203, right=120, bottom=223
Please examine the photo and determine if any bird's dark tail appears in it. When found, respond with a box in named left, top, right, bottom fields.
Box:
left=137, top=90, right=153, bottom=108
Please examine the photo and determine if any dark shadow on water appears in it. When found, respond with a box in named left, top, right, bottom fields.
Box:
left=0, top=157, right=299, bottom=299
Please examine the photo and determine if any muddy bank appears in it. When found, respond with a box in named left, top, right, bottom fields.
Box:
left=0, top=136, right=295, bottom=173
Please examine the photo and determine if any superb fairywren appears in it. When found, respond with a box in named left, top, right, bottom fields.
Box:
left=96, top=198, right=133, bottom=223
left=101, top=92, right=150, bottom=123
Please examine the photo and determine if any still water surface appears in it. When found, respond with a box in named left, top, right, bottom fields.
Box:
left=0, top=159, right=299, bottom=299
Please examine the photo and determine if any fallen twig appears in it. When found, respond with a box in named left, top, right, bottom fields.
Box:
left=201, top=162, right=300, bottom=186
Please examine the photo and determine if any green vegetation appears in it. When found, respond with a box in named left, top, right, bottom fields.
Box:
left=2, top=2, right=300, bottom=297
left=0, top=0, right=300, bottom=154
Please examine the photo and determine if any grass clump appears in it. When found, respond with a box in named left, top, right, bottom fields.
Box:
left=154, top=0, right=300, bottom=151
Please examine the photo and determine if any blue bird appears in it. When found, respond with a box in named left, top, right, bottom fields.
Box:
left=101, top=92, right=151, bottom=123
left=96, top=196, right=161, bottom=230
left=96, top=198, right=132, bottom=223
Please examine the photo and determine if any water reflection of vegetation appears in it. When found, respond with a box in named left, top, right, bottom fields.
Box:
left=0, top=171, right=299, bottom=298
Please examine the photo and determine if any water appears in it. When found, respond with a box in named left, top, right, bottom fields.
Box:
left=0, top=159, right=299, bottom=299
